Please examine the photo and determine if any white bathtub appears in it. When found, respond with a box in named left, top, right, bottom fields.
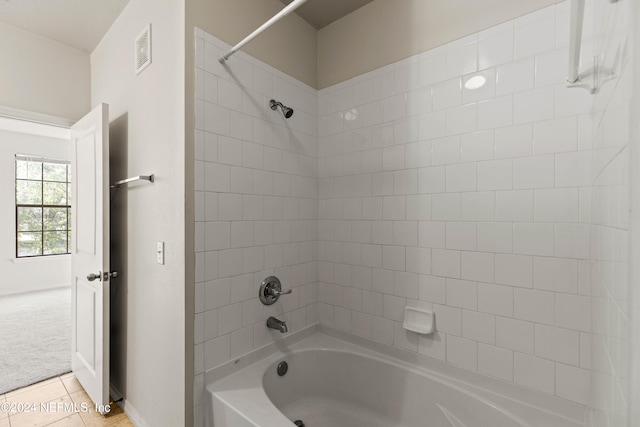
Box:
left=206, top=328, right=585, bottom=427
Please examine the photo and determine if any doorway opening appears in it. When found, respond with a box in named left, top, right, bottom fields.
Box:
left=0, top=112, right=73, bottom=395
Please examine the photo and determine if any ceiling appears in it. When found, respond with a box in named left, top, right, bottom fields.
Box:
left=0, top=0, right=370, bottom=53
left=279, top=0, right=375, bottom=29
left=0, top=0, right=129, bottom=52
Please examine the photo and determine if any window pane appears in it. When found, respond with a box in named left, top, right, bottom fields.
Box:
left=44, top=231, right=68, bottom=255
left=43, top=163, right=68, bottom=182
left=17, top=207, right=43, bottom=232
left=43, top=208, right=68, bottom=231
left=16, top=160, right=28, bottom=179
left=16, top=180, right=42, bottom=204
left=15, top=158, right=71, bottom=258
left=43, top=182, right=67, bottom=205
left=27, top=162, right=42, bottom=180
left=18, top=232, right=42, bottom=256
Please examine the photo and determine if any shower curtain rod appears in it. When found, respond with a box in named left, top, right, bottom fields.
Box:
left=218, top=0, right=309, bottom=64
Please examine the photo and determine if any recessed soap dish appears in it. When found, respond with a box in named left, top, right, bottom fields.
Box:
left=403, top=306, right=435, bottom=335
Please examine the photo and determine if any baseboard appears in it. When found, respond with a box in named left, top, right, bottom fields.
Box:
left=109, top=382, right=149, bottom=427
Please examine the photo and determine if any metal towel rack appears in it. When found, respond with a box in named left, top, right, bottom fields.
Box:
left=110, top=174, right=154, bottom=189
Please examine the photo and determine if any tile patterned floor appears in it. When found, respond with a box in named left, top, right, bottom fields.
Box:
left=0, top=374, right=133, bottom=427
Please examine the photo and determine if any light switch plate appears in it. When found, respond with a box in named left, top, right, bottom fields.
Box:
left=156, top=241, right=164, bottom=265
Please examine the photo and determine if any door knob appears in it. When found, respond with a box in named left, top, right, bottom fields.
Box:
left=86, top=271, right=118, bottom=282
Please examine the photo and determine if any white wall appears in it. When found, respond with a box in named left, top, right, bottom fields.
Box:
left=0, top=23, right=90, bottom=121
left=317, top=2, right=594, bottom=406
left=192, top=31, right=319, bottom=427
left=0, top=127, right=70, bottom=296
left=90, top=0, right=186, bottom=425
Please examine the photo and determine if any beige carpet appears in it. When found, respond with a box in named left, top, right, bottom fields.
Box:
left=0, top=287, right=71, bottom=394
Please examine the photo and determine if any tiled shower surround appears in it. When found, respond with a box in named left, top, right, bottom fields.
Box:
left=318, top=1, right=593, bottom=406
left=193, top=30, right=319, bottom=419
left=193, top=1, right=633, bottom=424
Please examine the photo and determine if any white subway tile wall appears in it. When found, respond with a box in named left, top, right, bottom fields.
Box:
left=193, top=30, right=319, bottom=423
left=317, top=3, right=593, bottom=406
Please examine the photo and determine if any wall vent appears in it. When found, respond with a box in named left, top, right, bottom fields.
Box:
left=135, top=24, right=152, bottom=75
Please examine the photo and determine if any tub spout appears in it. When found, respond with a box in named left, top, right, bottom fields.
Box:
left=266, top=316, right=288, bottom=333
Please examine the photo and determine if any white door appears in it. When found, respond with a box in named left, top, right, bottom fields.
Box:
left=70, top=103, right=111, bottom=412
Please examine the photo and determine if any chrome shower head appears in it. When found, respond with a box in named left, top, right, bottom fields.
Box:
left=269, top=99, right=294, bottom=119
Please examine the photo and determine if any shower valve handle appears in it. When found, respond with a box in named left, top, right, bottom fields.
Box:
left=268, top=287, right=292, bottom=297
left=259, top=276, right=291, bottom=305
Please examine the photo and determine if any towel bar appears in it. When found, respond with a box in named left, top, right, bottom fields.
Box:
left=110, top=174, right=154, bottom=189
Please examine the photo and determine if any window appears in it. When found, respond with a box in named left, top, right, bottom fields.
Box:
left=15, top=156, right=71, bottom=258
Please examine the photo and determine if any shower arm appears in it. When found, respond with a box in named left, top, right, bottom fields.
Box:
left=219, top=0, right=309, bottom=64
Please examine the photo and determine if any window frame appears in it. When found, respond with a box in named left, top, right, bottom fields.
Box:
left=15, top=156, right=71, bottom=259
